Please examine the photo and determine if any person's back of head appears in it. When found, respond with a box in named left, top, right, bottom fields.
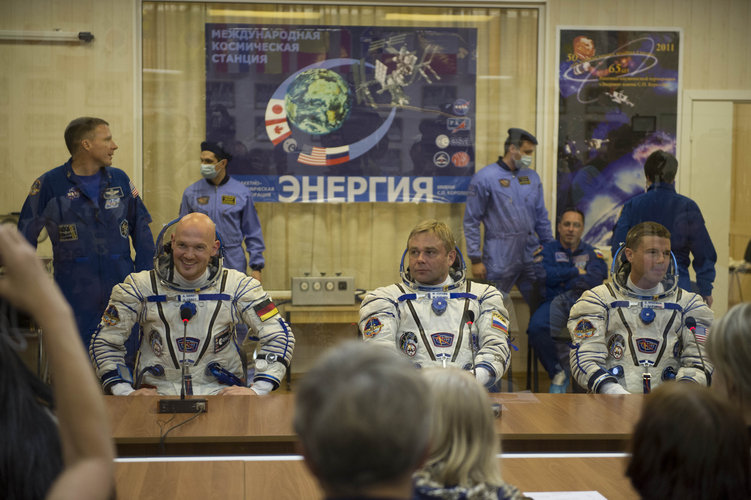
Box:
left=627, top=382, right=751, bottom=500
left=293, top=341, right=430, bottom=497
left=706, top=302, right=751, bottom=423
left=0, top=317, right=62, bottom=500
left=417, top=367, right=503, bottom=490
left=643, top=149, right=678, bottom=184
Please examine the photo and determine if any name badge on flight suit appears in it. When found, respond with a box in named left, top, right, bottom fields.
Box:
left=555, top=252, right=569, bottom=262
left=518, top=176, right=530, bottom=185
left=222, top=195, right=236, bottom=205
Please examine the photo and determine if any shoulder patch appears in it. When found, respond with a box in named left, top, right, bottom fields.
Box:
left=129, top=180, right=139, bottom=198
left=254, top=299, right=279, bottom=321
left=29, top=178, right=41, bottom=196
left=594, top=249, right=605, bottom=260
left=573, top=319, right=596, bottom=338
left=102, top=305, right=120, bottom=326
left=491, top=311, right=508, bottom=333
left=363, top=317, right=382, bottom=338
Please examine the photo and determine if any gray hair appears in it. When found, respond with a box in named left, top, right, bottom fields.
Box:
left=706, top=302, right=751, bottom=410
left=293, top=341, right=430, bottom=496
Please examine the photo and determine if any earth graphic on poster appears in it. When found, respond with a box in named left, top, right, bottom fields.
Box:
left=285, top=68, right=353, bottom=135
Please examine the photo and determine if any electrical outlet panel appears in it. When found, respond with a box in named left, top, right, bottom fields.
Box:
left=291, top=275, right=355, bottom=305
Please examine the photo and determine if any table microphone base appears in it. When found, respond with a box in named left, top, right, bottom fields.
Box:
left=158, top=398, right=208, bottom=413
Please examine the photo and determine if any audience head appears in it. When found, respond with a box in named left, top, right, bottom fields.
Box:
left=418, top=367, right=503, bottom=488
left=706, top=302, right=751, bottom=423
left=293, top=341, right=430, bottom=497
left=626, top=382, right=751, bottom=500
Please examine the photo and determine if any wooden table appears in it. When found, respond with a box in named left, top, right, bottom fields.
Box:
left=108, top=393, right=645, bottom=456
left=115, top=454, right=638, bottom=499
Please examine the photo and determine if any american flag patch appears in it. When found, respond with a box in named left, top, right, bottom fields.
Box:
left=693, top=325, right=708, bottom=344
left=129, top=180, right=139, bottom=198
left=254, top=299, right=279, bottom=322
left=491, top=312, right=508, bottom=333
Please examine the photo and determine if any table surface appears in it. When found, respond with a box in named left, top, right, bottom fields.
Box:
left=107, top=393, right=645, bottom=456
left=115, top=455, right=639, bottom=500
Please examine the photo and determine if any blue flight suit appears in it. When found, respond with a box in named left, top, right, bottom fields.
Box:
left=18, top=160, right=155, bottom=347
left=527, top=239, right=608, bottom=378
left=179, top=176, right=265, bottom=273
left=610, top=182, right=716, bottom=297
left=463, top=159, right=554, bottom=302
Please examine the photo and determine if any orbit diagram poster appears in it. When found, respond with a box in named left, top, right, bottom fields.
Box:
left=205, top=24, right=477, bottom=203
left=556, top=28, right=681, bottom=247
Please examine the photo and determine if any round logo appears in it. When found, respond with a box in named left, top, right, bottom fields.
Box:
left=282, top=138, right=298, bottom=153
left=452, top=151, right=470, bottom=167
left=453, top=98, right=470, bottom=116
left=435, top=134, right=450, bottom=149
left=433, top=151, right=450, bottom=168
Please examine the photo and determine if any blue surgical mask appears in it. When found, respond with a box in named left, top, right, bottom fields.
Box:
left=200, top=163, right=218, bottom=179
left=516, top=155, right=533, bottom=169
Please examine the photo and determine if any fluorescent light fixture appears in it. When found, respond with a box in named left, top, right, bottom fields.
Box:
left=383, top=13, right=495, bottom=22
left=143, top=68, right=183, bottom=75
left=0, top=30, right=94, bottom=43
left=208, top=9, right=321, bottom=20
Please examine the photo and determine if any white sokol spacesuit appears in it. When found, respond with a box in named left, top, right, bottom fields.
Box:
left=359, top=249, right=511, bottom=386
left=567, top=247, right=712, bottom=394
left=89, top=220, right=294, bottom=396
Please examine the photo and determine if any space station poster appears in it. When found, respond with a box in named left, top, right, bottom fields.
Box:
left=557, top=28, right=680, bottom=247
left=205, top=24, right=477, bottom=203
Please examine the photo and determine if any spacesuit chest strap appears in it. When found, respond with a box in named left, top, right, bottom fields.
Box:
left=396, top=283, right=436, bottom=361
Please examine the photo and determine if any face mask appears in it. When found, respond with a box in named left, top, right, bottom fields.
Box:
left=200, top=163, right=218, bottom=179
left=516, top=154, right=533, bottom=169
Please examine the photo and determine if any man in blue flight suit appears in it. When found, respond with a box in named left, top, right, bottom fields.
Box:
left=463, top=127, right=554, bottom=315
left=610, top=150, right=716, bottom=306
left=18, top=117, right=155, bottom=348
left=527, top=208, right=608, bottom=392
left=180, top=141, right=265, bottom=281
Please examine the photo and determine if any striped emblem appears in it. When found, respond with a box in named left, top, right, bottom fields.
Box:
left=254, top=299, right=279, bottom=321
left=491, top=311, right=508, bottom=333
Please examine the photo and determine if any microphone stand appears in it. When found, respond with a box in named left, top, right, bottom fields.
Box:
left=158, top=303, right=208, bottom=413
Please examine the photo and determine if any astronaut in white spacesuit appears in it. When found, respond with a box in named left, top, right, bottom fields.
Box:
left=89, top=212, right=294, bottom=396
left=359, top=220, right=511, bottom=388
left=568, top=221, right=712, bottom=394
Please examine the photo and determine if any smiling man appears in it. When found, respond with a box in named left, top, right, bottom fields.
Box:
left=89, top=212, right=294, bottom=396
left=359, top=220, right=511, bottom=388
left=568, top=221, right=713, bottom=394
left=18, top=117, right=155, bottom=349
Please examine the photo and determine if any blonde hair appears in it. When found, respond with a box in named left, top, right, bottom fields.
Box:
left=420, top=367, right=503, bottom=487
left=407, top=220, right=457, bottom=254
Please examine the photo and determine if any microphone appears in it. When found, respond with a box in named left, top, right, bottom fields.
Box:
left=179, top=302, right=196, bottom=400
left=180, top=302, right=197, bottom=323
left=685, top=316, right=709, bottom=383
left=135, top=364, right=164, bottom=389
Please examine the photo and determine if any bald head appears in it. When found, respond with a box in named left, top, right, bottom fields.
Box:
left=171, top=213, right=220, bottom=281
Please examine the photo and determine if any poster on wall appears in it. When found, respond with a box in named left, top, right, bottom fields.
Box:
left=557, top=28, right=680, bottom=247
left=205, top=24, right=477, bottom=203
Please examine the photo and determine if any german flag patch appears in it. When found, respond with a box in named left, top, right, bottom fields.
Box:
left=254, top=299, right=279, bottom=321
